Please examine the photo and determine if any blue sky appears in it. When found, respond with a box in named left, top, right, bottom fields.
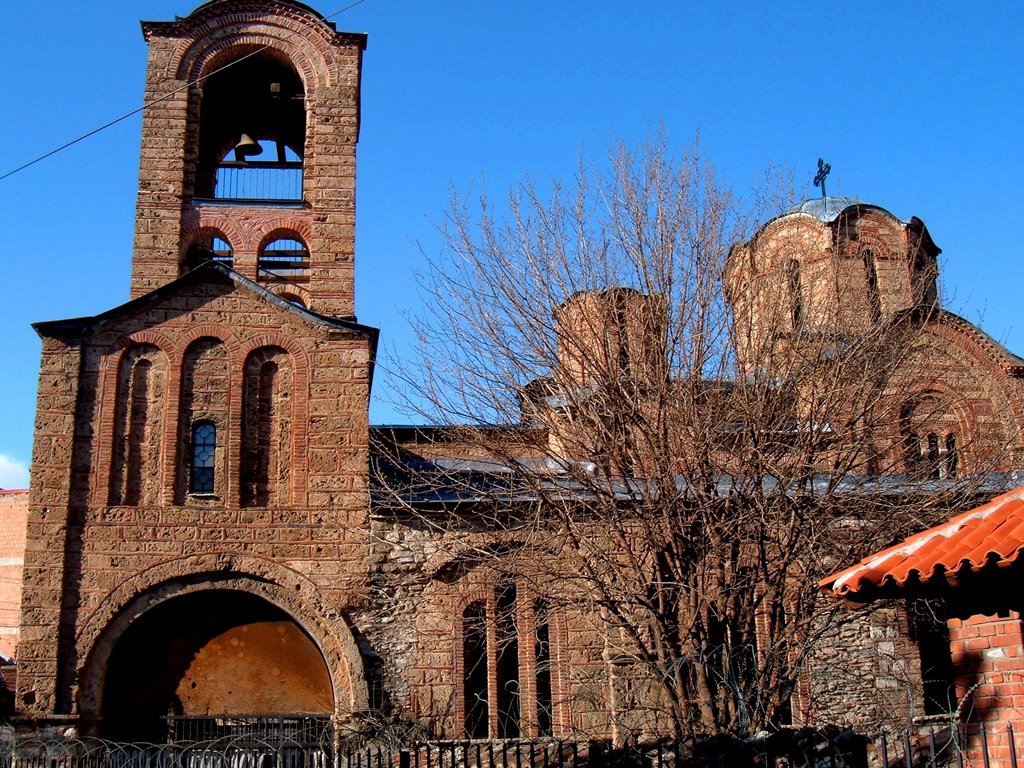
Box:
left=0, top=1, right=1021, bottom=488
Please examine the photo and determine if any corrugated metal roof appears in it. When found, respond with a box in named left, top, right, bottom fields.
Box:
left=821, top=486, right=1024, bottom=599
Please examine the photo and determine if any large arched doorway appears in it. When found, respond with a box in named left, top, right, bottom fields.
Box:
left=99, top=590, right=333, bottom=741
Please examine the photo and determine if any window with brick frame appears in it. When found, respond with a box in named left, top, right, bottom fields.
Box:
left=904, top=430, right=959, bottom=480
left=258, top=234, right=310, bottom=284
left=177, top=337, right=228, bottom=502
left=863, top=250, right=881, bottom=324
left=183, top=233, right=234, bottom=273
left=460, top=583, right=554, bottom=739
left=786, top=259, right=803, bottom=331
left=189, top=420, right=217, bottom=494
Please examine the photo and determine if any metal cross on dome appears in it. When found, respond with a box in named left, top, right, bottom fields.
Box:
left=813, top=157, right=831, bottom=200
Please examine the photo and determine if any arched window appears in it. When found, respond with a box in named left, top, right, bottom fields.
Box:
left=534, top=599, right=553, bottom=737
left=863, top=250, right=881, bottom=324
left=178, top=337, right=228, bottom=502
left=195, top=54, right=305, bottom=201
left=945, top=433, right=958, bottom=478
left=278, top=292, right=306, bottom=308
left=190, top=420, right=217, bottom=494
left=905, top=432, right=921, bottom=475
left=495, top=583, right=521, bottom=738
left=463, top=601, right=489, bottom=739
left=927, top=433, right=941, bottom=479
left=184, top=234, right=234, bottom=272
left=460, top=581, right=556, bottom=738
left=258, top=235, right=310, bottom=282
left=786, top=259, right=802, bottom=331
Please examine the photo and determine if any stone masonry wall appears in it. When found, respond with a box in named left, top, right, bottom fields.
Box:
left=17, top=276, right=372, bottom=723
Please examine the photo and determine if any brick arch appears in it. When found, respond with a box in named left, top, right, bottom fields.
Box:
left=91, top=337, right=177, bottom=508
left=176, top=326, right=242, bottom=361
left=266, top=283, right=312, bottom=307
left=179, top=219, right=247, bottom=261
left=898, top=385, right=973, bottom=440
left=176, top=24, right=337, bottom=96
left=896, top=385, right=974, bottom=476
left=834, top=209, right=906, bottom=257
left=927, top=314, right=1024, bottom=426
left=74, top=553, right=369, bottom=724
left=257, top=222, right=313, bottom=252
left=894, top=318, right=1024, bottom=470
left=237, top=335, right=310, bottom=506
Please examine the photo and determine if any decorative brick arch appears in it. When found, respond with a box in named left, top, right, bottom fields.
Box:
left=177, top=326, right=242, bottom=362
left=179, top=220, right=247, bottom=262
left=237, top=332, right=311, bottom=376
left=257, top=222, right=314, bottom=252
left=176, top=21, right=338, bottom=96
left=266, top=283, right=312, bottom=307
left=930, top=314, right=1024, bottom=423
left=74, top=553, right=368, bottom=724
left=91, top=336, right=176, bottom=508
left=236, top=333, right=311, bottom=506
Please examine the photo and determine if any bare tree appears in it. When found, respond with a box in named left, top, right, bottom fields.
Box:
left=373, top=139, right=1009, bottom=741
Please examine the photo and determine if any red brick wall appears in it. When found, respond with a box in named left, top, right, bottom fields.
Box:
left=0, top=490, right=28, bottom=660
left=950, top=613, right=1024, bottom=763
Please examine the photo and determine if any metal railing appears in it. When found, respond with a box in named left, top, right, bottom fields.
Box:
left=211, top=162, right=303, bottom=202
left=3, top=723, right=1022, bottom=768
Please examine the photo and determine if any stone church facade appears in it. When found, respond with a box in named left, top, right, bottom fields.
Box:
left=14, top=0, right=1024, bottom=743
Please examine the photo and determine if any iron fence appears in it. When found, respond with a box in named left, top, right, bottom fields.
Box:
left=3, top=723, right=1022, bottom=768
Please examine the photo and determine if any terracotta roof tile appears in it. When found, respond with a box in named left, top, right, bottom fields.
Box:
left=821, top=486, right=1024, bottom=600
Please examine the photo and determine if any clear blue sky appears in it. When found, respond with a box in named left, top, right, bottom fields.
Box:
left=0, top=1, right=1021, bottom=488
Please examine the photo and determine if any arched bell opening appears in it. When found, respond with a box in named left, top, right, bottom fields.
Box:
left=195, top=51, right=306, bottom=202
left=98, top=589, right=333, bottom=742
left=182, top=231, right=234, bottom=273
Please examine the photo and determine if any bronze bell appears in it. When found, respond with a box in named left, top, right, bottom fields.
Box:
left=234, top=134, right=262, bottom=160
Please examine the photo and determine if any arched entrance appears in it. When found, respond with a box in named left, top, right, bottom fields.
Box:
left=99, top=589, right=333, bottom=741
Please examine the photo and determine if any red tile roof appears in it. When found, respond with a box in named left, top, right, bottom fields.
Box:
left=821, top=486, right=1024, bottom=601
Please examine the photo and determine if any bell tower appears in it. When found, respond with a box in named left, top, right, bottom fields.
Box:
left=132, top=0, right=366, bottom=317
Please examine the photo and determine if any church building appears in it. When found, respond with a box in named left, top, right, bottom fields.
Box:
left=14, top=0, right=1024, bottom=745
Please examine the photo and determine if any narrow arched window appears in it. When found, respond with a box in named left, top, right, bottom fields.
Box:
left=123, top=359, right=153, bottom=505
left=905, top=432, right=921, bottom=475
left=463, top=601, right=489, bottom=739
left=258, top=236, right=309, bottom=282
left=184, top=233, right=234, bottom=272
left=863, top=251, right=881, bottom=324
left=927, top=433, right=940, bottom=480
left=178, top=338, right=227, bottom=503
left=786, top=259, right=803, bottom=330
left=945, top=433, right=958, bottom=478
left=190, top=421, right=217, bottom=494
left=534, top=599, right=553, bottom=737
left=495, top=583, right=521, bottom=738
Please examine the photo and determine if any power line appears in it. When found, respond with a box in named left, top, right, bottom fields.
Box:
left=0, top=0, right=367, bottom=184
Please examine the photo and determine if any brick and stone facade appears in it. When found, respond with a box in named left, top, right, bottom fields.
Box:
left=14, top=0, right=1024, bottom=745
